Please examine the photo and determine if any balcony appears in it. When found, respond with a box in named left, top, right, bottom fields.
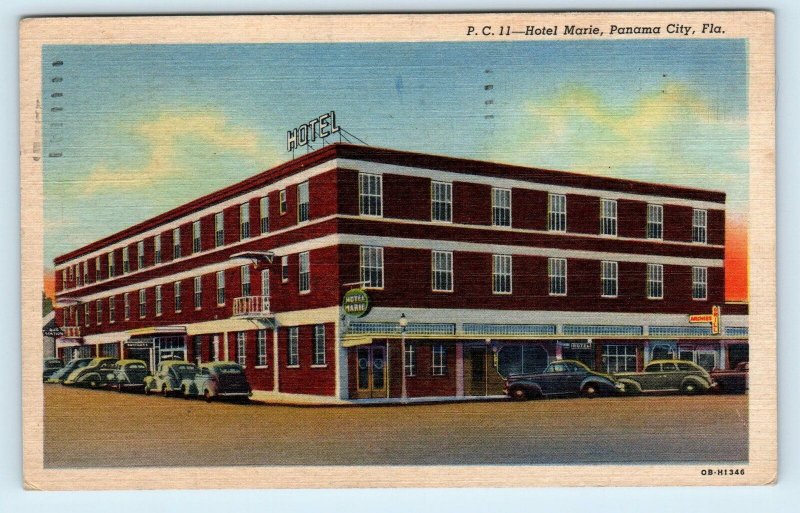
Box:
left=232, top=296, right=272, bottom=318
left=62, top=326, right=81, bottom=338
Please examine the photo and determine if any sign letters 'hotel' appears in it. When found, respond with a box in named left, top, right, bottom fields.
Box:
left=53, top=143, right=748, bottom=401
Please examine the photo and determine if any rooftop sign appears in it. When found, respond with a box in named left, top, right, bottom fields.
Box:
left=287, top=111, right=340, bottom=152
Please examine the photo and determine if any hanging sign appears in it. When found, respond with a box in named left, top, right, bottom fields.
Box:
left=343, top=288, right=370, bottom=318
left=689, top=305, right=721, bottom=334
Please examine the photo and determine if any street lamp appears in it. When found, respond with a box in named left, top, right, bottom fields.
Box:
left=400, top=313, right=408, bottom=401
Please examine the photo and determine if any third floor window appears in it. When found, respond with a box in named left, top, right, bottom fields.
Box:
left=240, top=202, right=250, bottom=240
left=214, top=212, right=224, bottom=247
left=491, top=188, right=511, bottom=227
left=600, top=199, right=617, bottom=236
left=692, top=209, right=708, bottom=244
left=431, top=181, right=452, bottom=222
left=193, top=220, right=202, bottom=253
left=297, top=181, right=310, bottom=223
left=548, top=193, right=567, bottom=232
left=359, top=173, right=382, bottom=216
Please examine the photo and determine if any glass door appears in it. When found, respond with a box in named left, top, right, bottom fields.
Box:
left=355, top=345, right=388, bottom=399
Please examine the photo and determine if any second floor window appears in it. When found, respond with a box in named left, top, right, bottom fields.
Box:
left=647, top=204, right=664, bottom=240
left=600, top=199, right=618, bottom=236
left=138, top=289, right=146, bottom=318
left=287, top=327, right=299, bottom=366
left=240, top=202, right=250, bottom=240
left=193, top=220, right=202, bottom=253
left=431, top=251, right=453, bottom=292
left=492, top=188, right=511, bottom=227
left=155, top=285, right=162, bottom=316
left=172, top=227, right=181, bottom=258
left=137, top=240, right=145, bottom=269
left=548, top=193, right=567, bottom=232
left=601, top=260, right=618, bottom=297
left=299, top=251, right=310, bottom=293
left=216, top=271, right=225, bottom=305
left=194, top=276, right=202, bottom=309
left=692, top=209, right=708, bottom=243
left=297, top=181, right=310, bottom=222
left=647, top=263, right=664, bottom=299
left=214, top=212, right=224, bottom=247
left=241, top=265, right=251, bottom=296
left=174, top=281, right=182, bottom=312
left=122, top=247, right=130, bottom=274
left=359, top=173, right=382, bottom=216
left=492, top=254, right=512, bottom=294
left=360, top=246, right=384, bottom=289
left=692, top=266, right=708, bottom=300
left=548, top=257, right=567, bottom=296
left=431, top=181, right=452, bottom=222
left=154, top=234, right=161, bottom=264
left=260, top=196, right=269, bottom=233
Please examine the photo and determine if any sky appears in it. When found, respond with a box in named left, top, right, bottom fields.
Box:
left=42, top=40, right=749, bottom=300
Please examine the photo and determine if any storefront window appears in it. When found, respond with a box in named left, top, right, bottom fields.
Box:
left=497, top=344, right=548, bottom=377
left=602, top=345, right=637, bottom=373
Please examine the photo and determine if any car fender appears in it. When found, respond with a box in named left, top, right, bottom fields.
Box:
left=580, top=376, right=614, bottom=391
left=615, top=378, right=642, bottom=394
left=681, top=375, right=709, bottom=391
left=509, top=380, right=542, bottom=397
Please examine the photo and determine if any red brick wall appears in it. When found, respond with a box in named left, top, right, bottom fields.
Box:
left=453, top=181, right=491, bottom=225
left=277, top=323, right=336, bottom=396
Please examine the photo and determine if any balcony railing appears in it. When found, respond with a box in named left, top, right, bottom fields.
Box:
left=62, top=326, right=81, bottom=338
left=232, top=296, right=272, bottom=318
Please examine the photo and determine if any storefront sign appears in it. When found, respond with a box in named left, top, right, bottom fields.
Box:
left=125, top=340, right=154, bottom=348
left=689, top=305, right=721, bottom=334
left=42, top=326, right=63, bottom=337
left=287, top=111, right=340, bottom=152
left=559, top=341, right=593, bottom=350
left=343, top=288, right=370, bottom=318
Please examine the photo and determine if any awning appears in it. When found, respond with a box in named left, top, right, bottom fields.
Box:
left=83, top=331, right=131, bottom=345
left=127, top=325, right=187, bottom=337
left=184, top=318, right=272, bottom=336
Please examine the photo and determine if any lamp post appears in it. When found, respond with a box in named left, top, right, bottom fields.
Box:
left=400, top=313, right=408, bottom=402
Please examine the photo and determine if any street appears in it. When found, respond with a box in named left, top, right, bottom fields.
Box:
left=44, top=385, right=748, bottom=467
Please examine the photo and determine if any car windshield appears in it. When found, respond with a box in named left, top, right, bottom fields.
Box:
left=126, top=363, right=146, bottom=370
left=214, top=365, right=244, bottom=375
left=677, top=363, right=695, bottom=372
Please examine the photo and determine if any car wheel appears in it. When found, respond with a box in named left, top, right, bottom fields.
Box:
left=510, top=387, right=529, bottom=401
left=581, top=383, right=599, bottom=399
left=182, top=386, right=190, bottom=400
left=681, top=381, right=699, bottom=395
left=144, top=385, right=151, bottom=396
left=117, top=383, right=124, bottom=393
left=89, top=379, right=97, bottom=388
left=203, top=389, right=213, bottom=403
left=161, top=384, right=170, bottom=398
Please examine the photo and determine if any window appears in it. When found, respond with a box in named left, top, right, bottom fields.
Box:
left=431, top=251, right=453, bottom=292
left=259, top=196, right=269, bottom=233
left=287, top=327, right=299, bottom=366
left=431, top=181, right=452, bottom=222
left=647, top=204, right=663, bottom=240
left=692, top=209, right=708, bottom=243
left=279, top=189, right=287, bottom=215
left=214, top=212, right=224, bottom=247
left=491, top=188, right=511, bottom=227
left=96, top=299, right=102, bottom=324
left=194, top=276, right=202, bottom=309
left=95, top=257, right=101, bottom=281
left=298, top=252, right=311, bottom=293
left=360, top=246, right=384, bottom=289
left=600, top=199, right=617, bottom=236
left=601, top=261, right=619, bottom=297
left=154, top=235, right=161, bottom=264
left=432, top=344, right=447, bottom=376
left=404, top=343, right=416, bottom=377
left=137, top=240, right=145, bottom=269
left=174, top=281, right=182, bottom=312
left=359, top=173, right=383, bottom=216
left=61, top=269, right=66, bottom=290
left=82, top=261, right=88, bottom=285
left=153, top=285, right=161, bottom=316
left=123, top=293, right=130, bottom=320
left=237, top=332, right=246, bottom=366
left=492, top=254, right=512, bottom=294
left=122, top=247, right=130, bottom=274
left=172, top=227, right=181, bottom=258
left=548, top=193, right=567, bottom=232
left=240, top=265, right=251, bottom=296
left=647, top=263, right=664, bottom=299
left=692, top=266, right=708, bottom=300
left=602, top=345, right=637, bottom=373
left=138, top=289, right=146, bottom=318
left=281, top=256, right=289, bottom=283
left=256, top=330, right=267, bottom=366
left=84, top=303, right=89, bottom=326
left=297, top=181, right=310, bottom=222
left=240, top=202, right=250, bottom=240
left=192, top=220, right=202, bottom=253
left=548, top=257, right=567, bottom=296
left=193, top=336, right=202, bottom=365
left=313, top=324, right=326, bottom=365
left=216, top=271, right=226, bottom=305
left=261, top=269, right=270, bottom=297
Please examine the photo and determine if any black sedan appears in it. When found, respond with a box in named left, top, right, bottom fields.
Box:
left=504, top=360, right=622, bottom=400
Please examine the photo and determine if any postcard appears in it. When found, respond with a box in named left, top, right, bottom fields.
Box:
left=20, top=12, right=775, bottom=489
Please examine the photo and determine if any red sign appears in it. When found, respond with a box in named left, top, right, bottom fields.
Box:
left=689, top=305, right=720, bottom=334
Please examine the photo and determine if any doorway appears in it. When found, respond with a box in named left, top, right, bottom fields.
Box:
left=355, top=345, right=388, bottom=399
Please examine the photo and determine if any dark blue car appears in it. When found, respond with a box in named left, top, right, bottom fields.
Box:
left=504, top=360, right=622, bottom=400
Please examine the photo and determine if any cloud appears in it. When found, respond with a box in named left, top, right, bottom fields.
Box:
left=495, top=82, right=749, bottom=213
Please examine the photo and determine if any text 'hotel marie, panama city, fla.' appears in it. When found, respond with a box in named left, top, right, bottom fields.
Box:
left=53, top=143, right=749, bottom=402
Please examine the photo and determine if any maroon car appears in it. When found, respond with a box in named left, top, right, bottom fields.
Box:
left=710, top=361, right=748, bottom=394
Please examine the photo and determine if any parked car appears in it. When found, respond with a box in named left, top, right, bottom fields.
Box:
left=42, top=358, right=64, bottom=381
left=710, top=361, right=749, bottom=394
left=63, top=357, right=119, bottom=388
left=107, top=359, right=149, bottom=392
left=144, top=360, right=197, bottom=397
left=614, top=360, right=713, bottom=395
left=181, top=362, right=252, bottom=402
left=46, top=357, right=93, bottom=384
left=504, top=360, right=621, bottom=400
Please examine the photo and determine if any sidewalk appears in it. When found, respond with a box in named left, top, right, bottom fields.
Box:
left=250, top=390, right=508, bottom=407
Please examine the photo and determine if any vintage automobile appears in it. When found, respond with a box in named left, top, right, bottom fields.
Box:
left=144, top=360, right=198, bottom=397
left=107, top=359, right=149, bottom=392
left=46, top=357, right=93, bottom=384
left=42, top=358, right=64, bottom=381
left=181, top=362, right=252, bottom=402
left=614, top=360, right=713, bottom=395
left=710, top=361, right=749, bottom=394
left=62, top=357, right=119, bottom=388
left=504, top=360, right=622, bottom=400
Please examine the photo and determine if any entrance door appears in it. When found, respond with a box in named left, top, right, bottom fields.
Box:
left=468, top=347, right=487, bottom=396
left=356, top=345, right=388, bottom=399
